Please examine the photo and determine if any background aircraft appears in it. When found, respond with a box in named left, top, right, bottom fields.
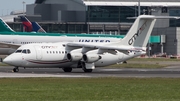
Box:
left=0, top=17, right=122, bottom=55
left=4, top=15, right=175, bottom=73
left=20, top=16, right=46, bottom=33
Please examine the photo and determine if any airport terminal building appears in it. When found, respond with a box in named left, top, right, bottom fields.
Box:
left=7, top=0, right=180, bottom=56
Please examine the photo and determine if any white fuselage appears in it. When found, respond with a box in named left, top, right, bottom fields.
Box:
left=0, top=34, right=121, bottom=55
left=3, top=43, right=146, bottom=68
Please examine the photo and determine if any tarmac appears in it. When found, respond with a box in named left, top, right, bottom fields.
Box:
left=1, top=57, right=180, bottom=78
left=0, top=65, right=180, bottom=78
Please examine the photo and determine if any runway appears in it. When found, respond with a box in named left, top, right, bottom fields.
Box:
left=0, top=66, right=180, bottom=78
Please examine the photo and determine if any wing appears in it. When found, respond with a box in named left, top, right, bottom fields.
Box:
left=0, top=42, right=21, bottom=49
left=65, top=42, right=146, bottom=63
left=66, top=42, right=145, bottom=52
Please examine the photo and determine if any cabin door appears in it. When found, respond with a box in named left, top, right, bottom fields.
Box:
left=34, top=45, right=42, bottom=60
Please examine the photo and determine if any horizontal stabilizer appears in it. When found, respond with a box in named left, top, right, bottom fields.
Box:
left=121, top=15, right=179, bottom=48
left=127, top=16, right=180, bottom=19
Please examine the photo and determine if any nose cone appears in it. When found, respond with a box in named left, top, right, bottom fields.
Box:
left=3, top=54, right=22, bottom=66
left=3, top=56, right=13, bottom=65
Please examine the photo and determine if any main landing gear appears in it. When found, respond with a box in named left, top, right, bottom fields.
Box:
left=81, top=62, right=93, bottom=73
left=62, top=68, right=72, bottom=72
left=83, top=68, right=93, bottom=73
left=62, top=67, right=92, bottom=73
left=13, top=67, right=19, bottom=72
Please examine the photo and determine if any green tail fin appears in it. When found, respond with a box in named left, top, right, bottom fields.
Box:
left=0, top=18, right=14, bottom=32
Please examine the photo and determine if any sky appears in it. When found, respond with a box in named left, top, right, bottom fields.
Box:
left=0, top=0, right=35, bottom=16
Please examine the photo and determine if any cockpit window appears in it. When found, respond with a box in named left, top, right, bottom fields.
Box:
left=21, top=49, right=31, bottom=54
left=15, top=50, right=22, bottom=53
left=22, top=49, right=27, bottom=54
left=27, top=49, right=31, bottom=54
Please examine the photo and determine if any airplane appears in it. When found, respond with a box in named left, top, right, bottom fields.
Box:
left=0, top=17, right=122, bottom=55
left=20, top=16, right=46, bottom=33
left=4, top=15, right=178, bottom=73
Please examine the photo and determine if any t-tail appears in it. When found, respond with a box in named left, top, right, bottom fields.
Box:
left=0, top=18, right=14, bottom=32
left=120, top=15, right=179, bottom=50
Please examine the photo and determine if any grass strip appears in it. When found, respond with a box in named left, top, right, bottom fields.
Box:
left=0, top=78, right=180, bottom=101
left=107, top=63, right=167, bottom=68
left=129, top=58, right=180, bottom=62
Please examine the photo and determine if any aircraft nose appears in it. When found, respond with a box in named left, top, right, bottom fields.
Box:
left=3, top=56, right=13, bottom=65
left=3, top=54, right=23, bottom=66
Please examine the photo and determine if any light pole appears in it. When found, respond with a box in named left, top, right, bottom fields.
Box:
left=138, top=0, right=140, bottom=16
left=22, top=1, right=26, bottom=14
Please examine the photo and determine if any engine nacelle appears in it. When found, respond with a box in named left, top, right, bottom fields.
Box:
left=67, top=53, right=83, bottom=61
left=83, top=54, right=101, bottom=63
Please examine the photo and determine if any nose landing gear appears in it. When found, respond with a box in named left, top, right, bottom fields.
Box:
left=13, top=67, right=19, bottom=72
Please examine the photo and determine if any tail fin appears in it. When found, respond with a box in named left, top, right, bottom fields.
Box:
left=120, top=15, right=179, bottom=49
left=20, top=16, right=46, bottom=33
left=31, top=22, right=46, bottom=33
left=20, top=16, right=33, bottom=32
left=0, top=18, right=14, bottom=32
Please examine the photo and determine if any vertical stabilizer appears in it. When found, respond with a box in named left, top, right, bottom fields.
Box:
left=32, top=22, right=46, bottom=33
left=20, top=16, right=33, bottom=32
left=118, top=15, right=179, bottom=50
left=120, top=15, right=179, bottom=47
left=20, top=16, right=46, bottom=33
left=0, top=18, right=14, bottom=32
left=121, top=15, right=156, bottom=48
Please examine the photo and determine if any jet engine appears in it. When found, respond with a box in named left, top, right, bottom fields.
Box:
left=67, top=53, right=83, bottom=61
left=83, top=54, right=101, bottom=63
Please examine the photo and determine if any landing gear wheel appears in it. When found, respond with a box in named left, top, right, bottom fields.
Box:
left=62, top=68, right=72, bottom=72
left=83, top=69, right=93, bottom=73
left=13, top=67, right=19, bottom=72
